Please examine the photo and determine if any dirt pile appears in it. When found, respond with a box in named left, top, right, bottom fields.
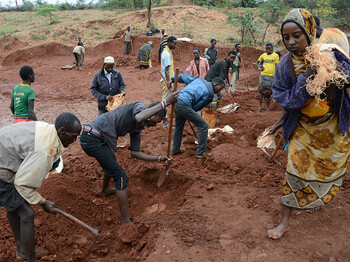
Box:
left=0, top=35, right=28, bottom=58
left=2, top=42, right=72, bottom=66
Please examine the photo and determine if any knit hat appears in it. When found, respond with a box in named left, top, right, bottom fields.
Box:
left=104, top=56, right=115, bottom=64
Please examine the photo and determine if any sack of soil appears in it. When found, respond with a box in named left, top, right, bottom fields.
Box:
left=257, top=128, right=276, bottom=149
left=106, top=93, right=126, bottom=111
left=202, top=109, right=217, bottom=128
left=217, top=103, right=240, bottom=114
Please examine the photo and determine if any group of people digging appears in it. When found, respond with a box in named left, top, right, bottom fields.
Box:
left=1, top=8, right=350, bottom=262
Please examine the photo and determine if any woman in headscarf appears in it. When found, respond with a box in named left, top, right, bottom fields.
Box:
left=268, top=9, right=350, bottom=239
left=137, top=41, right=153, bottom=69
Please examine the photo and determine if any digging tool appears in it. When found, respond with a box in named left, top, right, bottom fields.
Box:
left=157, top=67, right=179, bottom=187
left=240, top=57, right=250, bottom=91
left=159, top=71, right=168, bottom=85
left=260, top=136, right=284, bottom=167
left=188, top=120, right=198, bottom=140
left=54, top=208, right=101, bottom=237
left=131, top=38, right=135, bottom=56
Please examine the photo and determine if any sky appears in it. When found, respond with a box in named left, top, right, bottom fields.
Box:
left=0, top=0, right=89, bottom=7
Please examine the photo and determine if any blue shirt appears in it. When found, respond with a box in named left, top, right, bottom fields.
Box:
left=177, top=74, right=215, bottom=111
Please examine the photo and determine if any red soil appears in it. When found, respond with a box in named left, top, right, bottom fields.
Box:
left=0, top=36, right=349, bottom=262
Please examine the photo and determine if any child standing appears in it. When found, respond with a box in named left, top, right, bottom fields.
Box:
left=10, top=66, right=37, bottom=123
left=257, top=43, right=279, bottom=112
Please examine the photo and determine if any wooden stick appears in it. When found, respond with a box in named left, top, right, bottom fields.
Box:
left=131, top=38, right=135, bottom=56
left=240, top=57, right=250, bottom=91
left=54, top=208, right=101, bottom=237
left=159, top=71, right=167, bottom=83
left=166, top=67, right=179, bottom=157
left=271, top=136, right=284, bottom=158
left=158, top=67, right=179, bottom=187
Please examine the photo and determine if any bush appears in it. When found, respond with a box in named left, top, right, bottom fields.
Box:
left=34, top=4, right=59, bottom=24
left=32, top=33, right=40, bottom=40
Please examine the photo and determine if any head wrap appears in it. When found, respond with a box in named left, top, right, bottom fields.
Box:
left=281, top=9, right=316, bottom=45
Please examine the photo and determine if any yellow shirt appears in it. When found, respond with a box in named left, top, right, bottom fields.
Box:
left=258, top=52, right=279, bottom=77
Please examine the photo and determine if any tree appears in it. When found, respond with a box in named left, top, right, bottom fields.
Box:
left=329, top=0, right=349, bottom=28
left=34, top=4, right=59, bottom=24
left=226, top=10, right=262, bottom=45
left=147, top=0, right=152, bottom=28
left=240, top=0, right=257, bottom=7
left=260, top=0, right=287, bottom=43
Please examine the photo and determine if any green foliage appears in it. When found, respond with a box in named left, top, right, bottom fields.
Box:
left=328, top=0, right=350, bottom=28
left=188, top=0, right=257, bottom=8
left=58, top=3, right=72, bottom=10
left=3, top=43, right=9, bottom=48
left=240, top=0, right=257, bottom=8
left=22, top=0, right=34, bottom=11
left=260, top=0, right=287, bottom=43
left=261, top=0, right=286, bottom=24
left=98, top=0, right=156, bottom=9
left=31, top=33, right=40, bottom=40
left=41, top=34, right=47, bottom=39
left=34, top=4, right=59, bottom=24
left=226, top=9, right=262, bottom=45
left=280, top=0, right=349, bottom=28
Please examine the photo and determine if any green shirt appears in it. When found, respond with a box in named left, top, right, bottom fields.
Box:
left=12, top=83, right=35, bottom=117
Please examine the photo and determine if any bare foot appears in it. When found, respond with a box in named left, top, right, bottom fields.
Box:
left=101, top=188, right=116, bottom=196
left=267, top=223, right=290, bottom=240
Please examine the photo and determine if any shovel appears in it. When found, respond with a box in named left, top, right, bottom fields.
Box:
left=157, top=67, right=179, bottom=187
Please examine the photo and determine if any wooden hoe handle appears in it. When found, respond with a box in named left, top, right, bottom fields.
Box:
left=54, top=208, right=101, bottom=237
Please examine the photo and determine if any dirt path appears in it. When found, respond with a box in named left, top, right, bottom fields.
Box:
left=0, top=37, right=349, bottom=262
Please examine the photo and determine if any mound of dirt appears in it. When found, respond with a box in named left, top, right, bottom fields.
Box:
left=0, top=35, right=28, bottom=58
left=2, top=42, right=72, bottom=66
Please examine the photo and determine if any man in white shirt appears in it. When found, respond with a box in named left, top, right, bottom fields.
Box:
left=160, top=36, right=177, bottom=127
left=0, top=112, right=81, bottom=261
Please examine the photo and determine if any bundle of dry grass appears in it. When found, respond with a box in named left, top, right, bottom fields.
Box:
left=305, top=43, right=349, bottom=100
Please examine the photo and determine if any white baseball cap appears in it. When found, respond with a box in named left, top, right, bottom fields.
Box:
left=104, top=56, right=115, bottom=64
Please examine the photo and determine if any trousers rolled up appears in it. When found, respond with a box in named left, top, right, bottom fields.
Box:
left=172, top=99, right=209, bottom=156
